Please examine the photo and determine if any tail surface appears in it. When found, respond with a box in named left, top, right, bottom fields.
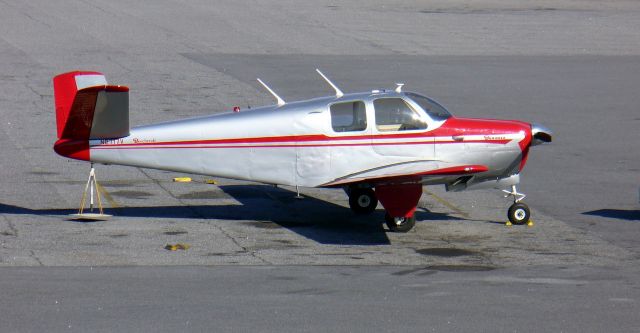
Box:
left=53, top=71, right=130, bottom=160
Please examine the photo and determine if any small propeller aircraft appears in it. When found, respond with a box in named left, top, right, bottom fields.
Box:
left=53, top=70, right=551, bottom=232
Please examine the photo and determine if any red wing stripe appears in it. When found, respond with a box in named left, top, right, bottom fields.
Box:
left=320, top=164, right=489, bottom=187
left=416, top=165, right=488, bottom=176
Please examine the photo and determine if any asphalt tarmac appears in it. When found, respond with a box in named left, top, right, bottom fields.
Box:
left=1, top=1, right=639, bottom=332
left=2, top=265, right=639, bottom=332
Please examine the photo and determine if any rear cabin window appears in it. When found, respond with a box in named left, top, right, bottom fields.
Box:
left=330, top=101, right=367, bottom=132
left=373, top=98, right=427, bottom=132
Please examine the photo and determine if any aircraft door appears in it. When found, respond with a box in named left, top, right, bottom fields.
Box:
left=372, top=98, right=435, bottom=159
left=295, top=109, right=332, bottom=186
left=326, top=100, right=373, bottom=180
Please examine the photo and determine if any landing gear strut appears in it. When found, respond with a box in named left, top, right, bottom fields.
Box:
left=503, top=185, right=530, bottom=225
left=346, top=184, right=421, bottom=232
left=376, top=184, right=422, bottom=233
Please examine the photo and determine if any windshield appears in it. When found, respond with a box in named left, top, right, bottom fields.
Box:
left=405, top=92, right=452, bottom=121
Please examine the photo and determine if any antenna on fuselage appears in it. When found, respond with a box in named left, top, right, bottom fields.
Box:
left=256, top=78, right=286, bottom=106
left=395, top=83, right=405, bottom=93
left=316, top=69, right=344, bottom=98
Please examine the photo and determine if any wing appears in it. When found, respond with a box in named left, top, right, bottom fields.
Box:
left=321, top=160, right=488, bottom=187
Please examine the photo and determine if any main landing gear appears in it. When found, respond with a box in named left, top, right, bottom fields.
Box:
left=503, top=185, right=531, bottom=225
left=347, top=184, right=421, bottom=233
left=384, top=213, right=416, bottom=233
left=348, top=187, right=378, bottom=215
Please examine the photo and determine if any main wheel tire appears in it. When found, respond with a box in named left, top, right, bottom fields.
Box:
left=385, top=213, right=416, bottom=232
left=508, top=202, right=530, bottom=225
left=349, top=188, right=378, bottom=214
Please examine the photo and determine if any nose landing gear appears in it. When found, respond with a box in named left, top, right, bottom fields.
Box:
left=503, top=185, right=531, bottom=225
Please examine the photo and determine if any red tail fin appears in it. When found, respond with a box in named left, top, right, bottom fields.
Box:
left=52, top=71, right=130, bottom=161
left=53, top=71, right=107, bottom=139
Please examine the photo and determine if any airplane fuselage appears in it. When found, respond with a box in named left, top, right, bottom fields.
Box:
left=52, top=70, right=552, bottom=231
left=83, top=90, right=530, bottom=189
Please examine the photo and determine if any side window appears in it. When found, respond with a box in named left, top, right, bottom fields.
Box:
left=330, top=101, right=367, bottom=132
left=374, top=98, right=427, bottom=132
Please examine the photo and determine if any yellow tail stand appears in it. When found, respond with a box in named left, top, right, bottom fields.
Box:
left=69, top=164, right=111, bottom=221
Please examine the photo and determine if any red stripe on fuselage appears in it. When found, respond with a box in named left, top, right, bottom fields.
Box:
left=91, top=117, right=528, bottom=152
left=92, top=138, right=511, bottom=150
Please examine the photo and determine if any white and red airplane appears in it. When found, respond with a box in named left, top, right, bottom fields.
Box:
left=53, top=70, right=551, bottom=232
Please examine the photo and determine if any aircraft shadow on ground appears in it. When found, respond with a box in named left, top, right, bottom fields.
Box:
left=0, top=185, right=462, bottom=245
left=583, top=209, right=640, bottom=221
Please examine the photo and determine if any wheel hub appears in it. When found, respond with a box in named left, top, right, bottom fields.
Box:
left=357, top=195, right=371, bottom=207
left=394, top=217, right=407, bottom=226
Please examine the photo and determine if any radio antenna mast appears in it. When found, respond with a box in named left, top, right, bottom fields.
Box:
left=316, top=69, right=344, bottom=98
left=256, top=78, right=286, bottom=106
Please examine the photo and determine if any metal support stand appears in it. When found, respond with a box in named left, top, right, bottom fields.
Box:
left=70, top=164, right=111, bottom=221
left=295, top=185, right=304, bottom=199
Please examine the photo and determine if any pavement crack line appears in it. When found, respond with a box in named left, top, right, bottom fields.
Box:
left=24, top=83, right=47, bottom=100
left=29, top=250, right=43, bottom=266
left=423, top=188, right=470, bottom=219
left=136, top=168, right=271, bottom=264
left=1, top=214, right=19, bottom=237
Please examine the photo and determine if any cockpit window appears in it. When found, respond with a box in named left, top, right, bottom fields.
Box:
left=405, top=92, right=452, bottom=121
left=373, top=98, right=427, bottom=132
left=330, top=101, right=367, bottom=132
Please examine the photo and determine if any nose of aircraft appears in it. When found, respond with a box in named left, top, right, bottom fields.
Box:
left=531, top=123, right=553, bottom=146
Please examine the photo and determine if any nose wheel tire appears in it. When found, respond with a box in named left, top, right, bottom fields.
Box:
left=349, top=188, right=378, bottom=214
left=385, top=213, right=416, bottom=232
left=508, top=202, right=530, bottom=225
